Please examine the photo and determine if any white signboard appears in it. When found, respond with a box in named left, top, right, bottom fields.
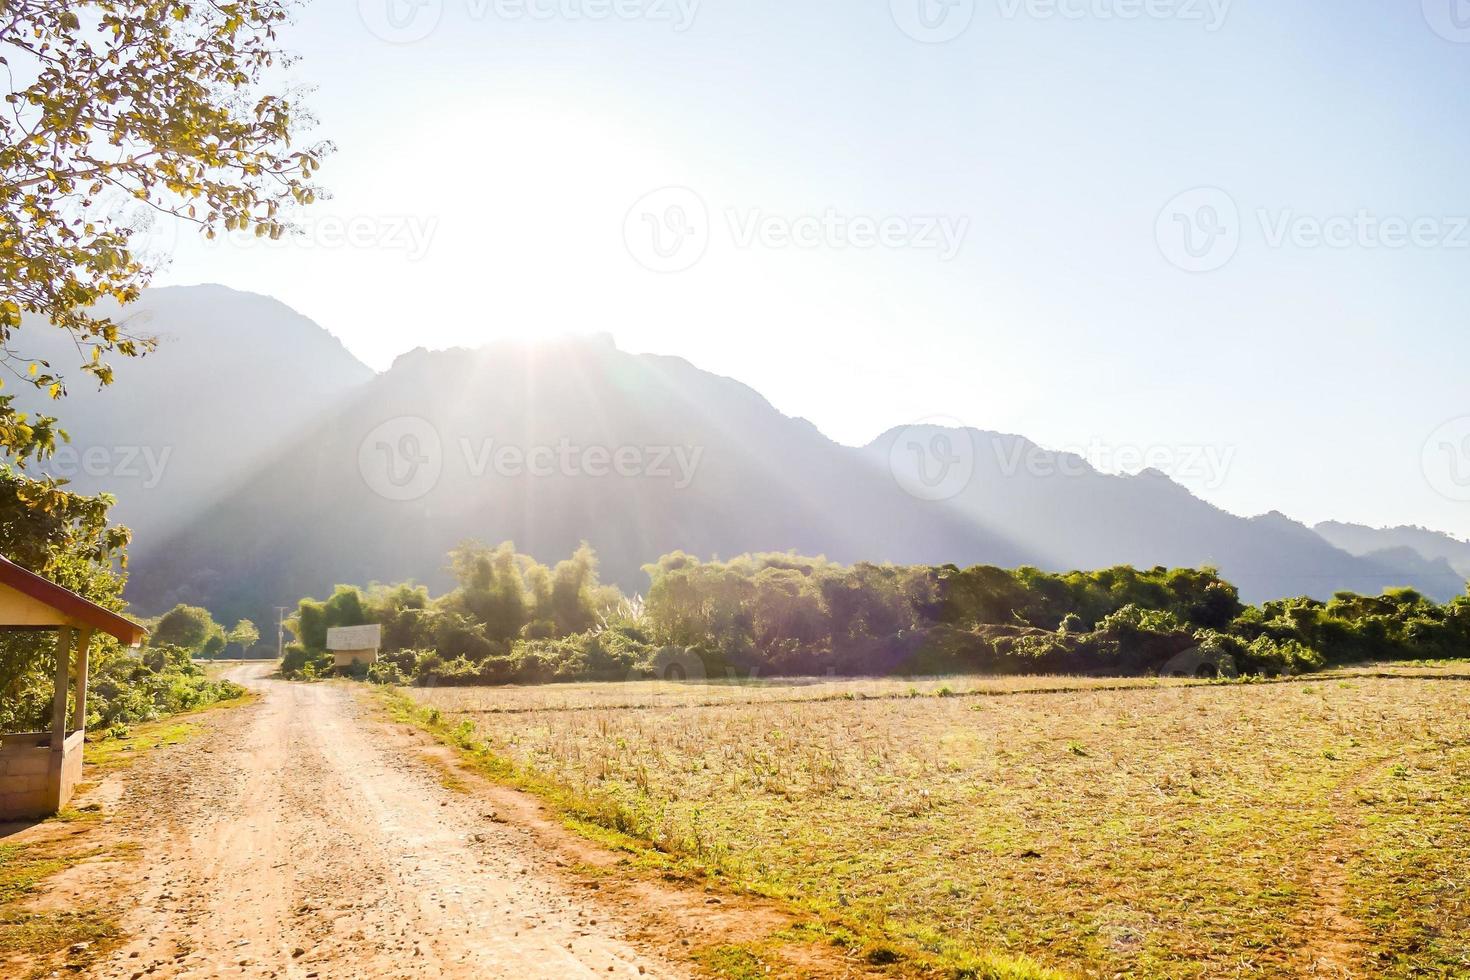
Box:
left=326, top=624, right=382, bottom=651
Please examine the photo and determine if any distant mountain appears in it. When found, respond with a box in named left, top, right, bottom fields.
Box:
left=79, top=297, right=1453, bottom=627
left=12, top=285, right=374, bottom=546
left=1315, top=521, right=1470, bottom=587
left=873, top=428, right=1469, bottom=604
left=124, top=337, right=1026, bottom=624
left=17, top=286, right=1461, bottom=627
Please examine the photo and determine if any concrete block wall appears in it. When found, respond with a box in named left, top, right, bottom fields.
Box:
left=56, top=730, right=84, bottom=805
left=333, top=649, right=377, bottom=668
left=0, top=731, right=83, bottom=821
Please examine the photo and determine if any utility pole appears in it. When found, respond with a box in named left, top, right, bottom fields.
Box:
left=275, top=606, right=290, bottom=662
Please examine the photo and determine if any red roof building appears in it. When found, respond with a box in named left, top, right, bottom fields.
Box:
left=0, top=556, right=146, bottom=821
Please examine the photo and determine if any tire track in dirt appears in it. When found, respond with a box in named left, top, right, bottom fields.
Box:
left=1291, top=759, right=1381, bottom=978
left=1288, top=740, right=1469, bottom=978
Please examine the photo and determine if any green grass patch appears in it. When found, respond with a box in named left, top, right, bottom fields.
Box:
left=0, top=844, right=75, bottom=907
left=0, top=843, right=118, bottom=962
left=0, top=909, right=118, bottom=959
left=694, top=943, right=774, bottom=979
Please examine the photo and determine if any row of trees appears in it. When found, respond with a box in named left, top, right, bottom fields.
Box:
left=282, top=542, right=622, bottom=679
left=281, top=542, right=1470, bottom=685
left=150, top=605, right=259, bottom=660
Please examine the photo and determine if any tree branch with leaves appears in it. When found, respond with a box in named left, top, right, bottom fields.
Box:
left=0, top=0, right=329, bottom=455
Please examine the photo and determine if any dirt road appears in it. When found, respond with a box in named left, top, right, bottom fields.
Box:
left=84, top=665, right=698, bottom=979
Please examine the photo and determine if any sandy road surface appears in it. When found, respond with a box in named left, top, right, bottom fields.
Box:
left=90, top=664, right=684, bottom=979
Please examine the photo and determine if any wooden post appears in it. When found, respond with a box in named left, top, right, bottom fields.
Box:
left=51, top=627, right=73, bottom=749
left=71, top=627, right=94, bottom=734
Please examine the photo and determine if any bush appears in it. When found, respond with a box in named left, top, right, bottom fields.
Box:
left=1241, top=636, right=1325, bottom=676
left=280, top=643, right=333, bottom=679
left=366, top=660, right=407, bottom=685
left=85, top=645, right=246, bottom=726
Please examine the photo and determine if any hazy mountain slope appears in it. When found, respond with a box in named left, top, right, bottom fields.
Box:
left=12, top=285, right=374, bottom=547
left=125, top=338, right=1027, bottom=625
left=1315, top=521, right=1470, bottom=584
left=35, top=287, right=1455, bottom=625
left=872, top=426, right=1467, bottom=604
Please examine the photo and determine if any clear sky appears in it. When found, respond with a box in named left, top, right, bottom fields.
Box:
left=151, top=0, right=1470, bottom=539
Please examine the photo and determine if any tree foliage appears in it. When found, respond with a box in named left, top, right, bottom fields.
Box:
left=0, top=0, right=328, bottom=455
left=149, top=602, right=220, bottom=651
left=227, top=618, right=259, bottom=652
left=283, top=541, right=623, bottom=678
left=0, top=0, right=315, bottom=728
left=288, top=544, right=1470, bottom=687
left=0, top=463, right=133, bottom=730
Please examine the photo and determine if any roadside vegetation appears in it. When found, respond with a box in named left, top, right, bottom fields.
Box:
left=281, top=541, right=1470, bottom=685
left=0, top=836, right=118, bottom=974
left=1, top=613, right=247, bottom=738
left=0, top=473, right=244, bottom=737
left=1, top=0, right=316, bottom=740
left=401, top=668, right=1470, bottom=978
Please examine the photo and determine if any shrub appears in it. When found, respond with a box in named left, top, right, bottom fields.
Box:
left=366, top=660, right=407, bottom=685
left=85, top=645, right=246, bottom=726
left=280, top=643, right=333, bottom=679
left=1240, top=636, right=1325, bottom=676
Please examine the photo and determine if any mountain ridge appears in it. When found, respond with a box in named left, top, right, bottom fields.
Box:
left=15, top=285, right=1463, bottom=624
left=1315, top=521, right=1470, bottom=585
left=12, top=285, right=374, bottom=546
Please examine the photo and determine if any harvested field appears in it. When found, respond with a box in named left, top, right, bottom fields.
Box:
left=410, top=667, right=1470, bottom=978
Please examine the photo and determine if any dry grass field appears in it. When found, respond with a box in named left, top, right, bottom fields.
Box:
left=414, top=663, right=1467, bottom=715
left=406, top=664, right=1470, bottom=979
